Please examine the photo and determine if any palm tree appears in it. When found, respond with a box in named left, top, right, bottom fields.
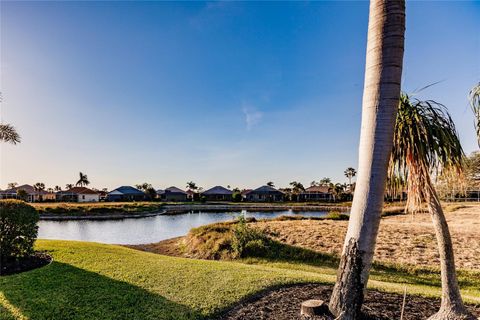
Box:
left=76, top=172, right=90, bottom=187
left=289, top=181, right=305, bottom=201
left=389, top=94, right=475, bottom=320
left=266, top=181, right=274, bottom=187
left=65, top=184, right=74, bottom=190
left=0, top=123, right=20, bottom=144
left=34, top=182, right=45, bottom=191
left=470, top=83, right=480, bottom=146
left=7, top=182, right=18, bottom=189
left=54, top=186, right=62, bottom=192
left=344, top=167, right=357, bottom=187
left=328, top=1, right=405, bottom=318
left=319, top=177, right=331, bottom=186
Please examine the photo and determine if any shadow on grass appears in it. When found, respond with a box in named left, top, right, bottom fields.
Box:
left=0, top=261, right=203, bottom=320
left=241, top=239, right=480, bottom=292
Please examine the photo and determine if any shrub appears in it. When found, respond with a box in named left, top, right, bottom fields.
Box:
left=0, top=200, right=39, bottom=261
left=231, top=216, right=269, bottom=258
left=325, top=211, right=350, bottom=220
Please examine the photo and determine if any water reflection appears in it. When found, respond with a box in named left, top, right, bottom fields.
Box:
left=38, top=210, right=338, bottom=245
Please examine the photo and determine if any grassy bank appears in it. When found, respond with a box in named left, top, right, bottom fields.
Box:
left=33, top=202, right=166, bottom=216
left=1, top=240, right=478, bottom=320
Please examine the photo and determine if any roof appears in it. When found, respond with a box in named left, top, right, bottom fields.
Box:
left=108, top=186, right=145, bottom=195
left=202, top=186, right=233, bottom=195
left=0, top=184, right=48, bottom=195
left=241, top=189, right=252, bottom=196
left=59, top=187, right=99, bottom=195
left=303, top=185, right=330, bottom=193
left=248, top=185, right=284, bottom=195
left=165, top=186, right=187, bottom=194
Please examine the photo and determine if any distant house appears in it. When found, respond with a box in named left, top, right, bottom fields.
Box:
left=0, top=184, right=55, bottom=202
left=299, top=185, right=332, bottom=201
left=245, top=186, right=284, bottom=202
left=106, top=186, right=146, bottom=202
left=240, top=189, right=252, bottom=201
left=159, top=187, right=187, bottom=202
left=202, top=186, right=233, bottom=201
left=56, top=187, right=100, bottom=203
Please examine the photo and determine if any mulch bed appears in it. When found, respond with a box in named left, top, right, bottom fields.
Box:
left=220, top=283, right=480, bottom=320
left=0, top=252, right=52, bottom=276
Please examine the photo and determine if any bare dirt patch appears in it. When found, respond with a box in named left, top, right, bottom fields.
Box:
left=220, top=283, right=480, bottom=320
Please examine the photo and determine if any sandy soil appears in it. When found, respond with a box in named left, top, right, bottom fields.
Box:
left=254, top=204, right=480, bottom=271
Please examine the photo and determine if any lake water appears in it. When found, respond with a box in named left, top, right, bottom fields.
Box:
left=37, top=210, right=338, bottom=245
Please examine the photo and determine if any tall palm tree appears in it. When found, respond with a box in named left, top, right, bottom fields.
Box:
left=328, top=1, right=405, bottom=318
left=470, top=83, right=480, bottom=146
left=7, top=182, right=18, bottom=189
left=76, top=172, right=90, bottom=187
left=389, top=94, right=475, bottom=320
left=344, top=167, right=357, bottom=186
left=0, top=123, right=20, bottom=144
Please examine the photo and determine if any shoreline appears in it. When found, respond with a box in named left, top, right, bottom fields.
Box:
left=38, top=203, right=350, bottom=221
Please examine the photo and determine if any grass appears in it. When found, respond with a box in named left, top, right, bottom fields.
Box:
left=1, top=240, right=479, bottom=320
left=33, top=202, right=166, bottom=216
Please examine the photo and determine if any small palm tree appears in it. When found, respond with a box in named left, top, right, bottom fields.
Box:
left=34, top=182, right=45, bottom=191
left=54, top=186, right=62, bottom=192
left=319, top=177, right=331, bottom=186
left=389, top=93, right=475, bottom=320
left=0, top=123, right=20, bottom=144
left=66, top=184, right=74, bottom=190
left=344, top=167, right=357, bottom=187
left=7, top=182, right=18, bottom=189
left=266, top=181, right=274, bottom=187
left=470, top=83, right=480, bottom=146
left=76, top=172, right=90, bottom=187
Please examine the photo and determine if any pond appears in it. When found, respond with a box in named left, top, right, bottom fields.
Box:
left=37, top=210, right=341, bottom=245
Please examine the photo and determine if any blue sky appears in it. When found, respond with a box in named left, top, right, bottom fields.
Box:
left=1, top=1, right=479, bottom=190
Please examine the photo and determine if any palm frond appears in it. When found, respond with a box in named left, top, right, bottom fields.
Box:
left=389, top=93, right=464, bottom=212
left=0, top=123, right=21, bottom=144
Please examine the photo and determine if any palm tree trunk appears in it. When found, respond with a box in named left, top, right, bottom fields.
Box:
left=328, top=1, right=405, bottom=319
left=425, top=184, right=475, bottom=320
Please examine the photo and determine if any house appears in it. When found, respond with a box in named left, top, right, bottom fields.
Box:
left=106, top=186, right=146, bottom=202
left=159, top=187, right=187, bottom=202
left=244, top=186, right=284, bottom=202
left=299, top=185, right=332, bottom=201
left=0, top=184, right=55, bottom=202
left=202, top=186, right=233, bottom=201
left=56, top=187, right=100, bottom=202
left=240, top=189, right=252, bottom=201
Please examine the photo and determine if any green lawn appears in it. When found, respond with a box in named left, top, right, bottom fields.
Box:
left=1, top=240, right=479, bottom=320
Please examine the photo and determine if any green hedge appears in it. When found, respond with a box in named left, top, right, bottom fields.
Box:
left=0, top=200, right=39, bottom=260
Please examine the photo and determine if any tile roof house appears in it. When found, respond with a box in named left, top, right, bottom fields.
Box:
left=245, top=185, right=284, bottom=202
left=0, top=184, right=55, bottom=202
left=299, top=185, right=332, bottom=201
left=160, top=186, right=187, bottom=202
left=106, top=186, right=146, bottom=202
left=56, top=187, right=100, bottom=202
left=202, top=186, right=233, bottom=201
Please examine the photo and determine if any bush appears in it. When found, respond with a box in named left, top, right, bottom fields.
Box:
left=0, top=200, right=39, bottom=261
left=231, top=216, right=269, bottom=258
left=325, top=211, right=350, bottom=220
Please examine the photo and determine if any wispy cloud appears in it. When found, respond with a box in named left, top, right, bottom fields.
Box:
left=242, top=105, right=263, bottom=131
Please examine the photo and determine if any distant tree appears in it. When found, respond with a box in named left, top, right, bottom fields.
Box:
left=47, top=188, right=54, bottom=193
left=76, top=172, right=90, bottom=187
left=0, top=123, right=21, bottom=144
left=310, top=181, right=319, bottom=187
left=319, top=177, right=331, bottom=186
left=266, top=181, right=275, bottom=187
left=7, top=182, right=18, bottom=189
left=16, top=189, right=28, bottom=201
left=34, top=183, right=45, bottom=191
left=232, top=187, right=241, bottom=193
left=289, top=181, right=305, bottom=201
left=136, top=183, right=152, bottom=191
left=102, top=188, right=108, bottom=193
left=186, top=181, right=198, bottom=191
left=344, top=167, right=357, bottom=187
left=469, top=83, right=480, bottom=146
left=54, top=186, right=62, bottom=192
left=65, top=184, right=74, bottom=190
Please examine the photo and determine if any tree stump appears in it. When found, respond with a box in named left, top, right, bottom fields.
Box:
left=300, top=299, right=328, bottom=317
